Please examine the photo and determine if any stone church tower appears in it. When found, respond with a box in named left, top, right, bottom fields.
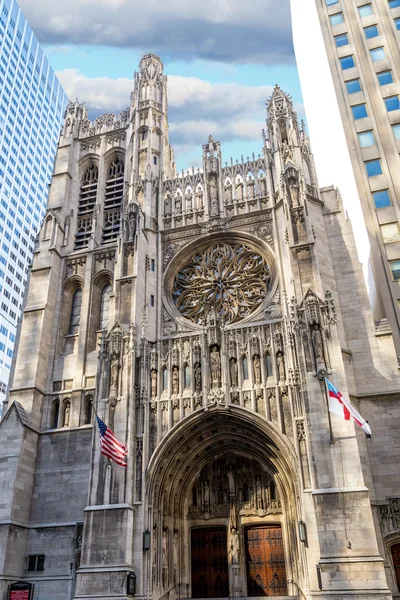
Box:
left=1, top=54, right=400, bottom=600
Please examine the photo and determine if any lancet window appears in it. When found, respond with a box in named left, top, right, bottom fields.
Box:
left=69, top=289, right=83, bottom=335
left=99, top=284, right=112, bottom=330
left=75, top=163, right=98, bottom=249
left=102, top=157, right=124, bottom=244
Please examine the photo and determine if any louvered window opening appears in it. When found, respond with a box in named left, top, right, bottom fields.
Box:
left=75, top=164, right=98, bottom=250
left=102, top=158, right=124, bottom=244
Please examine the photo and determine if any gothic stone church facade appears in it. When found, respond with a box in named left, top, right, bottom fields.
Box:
left=1, top=54, right=400, bottom=600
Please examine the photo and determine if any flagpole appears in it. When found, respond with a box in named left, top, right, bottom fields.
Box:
left=323, top=377, right=335, bottom=444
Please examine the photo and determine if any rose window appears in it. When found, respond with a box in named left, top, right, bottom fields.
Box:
left=172, top=242, right=270, bottom=324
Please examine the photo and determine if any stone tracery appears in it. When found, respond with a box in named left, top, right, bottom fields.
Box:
left=172, top=242, right=271, bottom=324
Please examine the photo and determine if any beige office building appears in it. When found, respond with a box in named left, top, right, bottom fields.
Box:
left=292, top=0, right=400, bottom=354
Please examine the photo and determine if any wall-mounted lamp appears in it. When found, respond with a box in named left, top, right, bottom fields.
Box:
left=127, top=571, right=136, bottom=596
left=143, top=529, right=151, bottom=551
left=298, top=520, right=307, bottom=544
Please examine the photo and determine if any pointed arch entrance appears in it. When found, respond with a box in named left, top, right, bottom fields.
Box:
left=145, top=407, right=306, bottom=599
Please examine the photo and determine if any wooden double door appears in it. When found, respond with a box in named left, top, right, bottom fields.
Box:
left=191, top=525, right=287, bottom=598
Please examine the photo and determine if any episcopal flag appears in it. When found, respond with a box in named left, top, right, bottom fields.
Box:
left=325, top=378, right=371, bottom=438
left=96, top=416, right=128, bottom=466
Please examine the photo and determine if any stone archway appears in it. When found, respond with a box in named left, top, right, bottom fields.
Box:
left=145, top=407, right=307, bottom=600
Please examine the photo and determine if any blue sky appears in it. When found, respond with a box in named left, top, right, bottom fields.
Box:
left=19, top=0, right=304, bottom=171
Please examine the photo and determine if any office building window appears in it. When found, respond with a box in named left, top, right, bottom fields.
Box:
left=358, top=130, right=375, bottom=147
left=392, top=123, right=400, bottom=139
left=358, top=4, right=373, bottom=17
left=377, top=70, right=393, bottom=85
left=365, top=159, right=382, bottom=176
left=340, top=55, right=355, bottom=69
left=385, top=95, right=400, bottom=111
left=395, top=17, right=400, bottom=30
left=370, top=47, right=386, bottom=62
left=352, top=104, right=368, bottom=119
left=381, top=222, right=400, bottom=243
left=389, top=0, right=400, bottom=8
left=326, top=0, right=338, bottom=5
left=389, top=259, right=400, bottom=280
left=364, top=25, right=379, bottom=38
left=373, top=190, right=391, bottom=208
left=335, top=33, right=349, bottom=47
left=330, top=12, right=344, bottom=25
left=346, top=79, right=362, bottom=93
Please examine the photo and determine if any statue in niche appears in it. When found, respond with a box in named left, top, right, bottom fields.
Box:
left=194, top=362, right=202, bottom=393
left=259, top=176, right=267, bottom=197
left=172, top=366, right=179, bottom=395
left=208, top=134, right=216, bottom=156
left=196, top=188, right=204, bottom=210
left=151, top=369, right=157, bottom=398
left=164, top=193, right=172, bottom=217
left=227, top=465, right=235, bottom=499
left=230, top=357, right=238, bottom=387
left=204, top=480, right=210, bottom=512
left=311, top=323, right=327, bottom=378
left=185, top=190, right=193, bottom=212
left=64, top=402, right=70, bottom=427
left=248, top=179, right=255, bottom=199
left=276, top=351, right=285, bottom=383
left=236, top=182, right=244, bottom=202
left=175, top=194, right=182, bottom=214
left=209, top=177, right=219, bottom=217
left=173, top=530, right=179, bottom=578
left=210, top=346, right=221, bottom=387
left=110, top=354, right=120, bottom=396
left=253, top=355, right=262, bottom=385
left=224, top=183, right=232, bottom=204
left=256, top=476, right=263, bottom=510
left=230, top=528, right=239, bottom=564
left=126, top=203, right=138, bottom=241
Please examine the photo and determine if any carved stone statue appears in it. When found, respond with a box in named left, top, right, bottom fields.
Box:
left=230, top=357, right=238, bottom=387
left=64, top=402, right=70, bottom=427
left=248, top=180, right=255, bottom=199
left=224, top=183, right=232, bottom=204
left=194, top=362, right=202, bottom=393
left=151, top=369, right=157, bottom=398
left=209, top=177, right=219, bottom=217
left=127, top=203, right=138, bottom=241
left=311, top=323, right=327, bottom=378
left=175, top=194, right=182, bottom=214
left=227, top=465, right=235, bottom=498
left=210, top=346, right=221, bottom=386
left=110, top=356, right=120, bottom=394
left=164, top=193, right=172, bottom=217
left=185, top=190, right=193, bottom=212
left=276, top=351, right=285, bottom=383
left=208, top=134, right=215, bottom=156
left=162, top=529, right=168, bottom=568
left=253, top=355, right=262, bottom=385
left=236, top=182, right=244, bottom=202
left=230, top=528, right=239, bottom=564
left=259, top=176, right=267, bottom=197
left=172, top=366, right=179, bottom=395
left=204, top=480, right=210, bottom=512
left=196, top=188, right=204, bottom=210
left=256, top=476, right=263, bottom=510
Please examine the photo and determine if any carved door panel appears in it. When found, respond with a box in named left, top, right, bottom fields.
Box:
left=245, top=525, right=287, bottom=597
left=391, top=543, right=400, bottom=590
left=191, top=527, right=229, bottom=598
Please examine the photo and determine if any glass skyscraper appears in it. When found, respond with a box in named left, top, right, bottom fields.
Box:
left=0, top=0, right=68, bottom=411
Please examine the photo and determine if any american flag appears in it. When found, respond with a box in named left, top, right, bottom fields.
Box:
left=96, top=416, right=128, bottom=467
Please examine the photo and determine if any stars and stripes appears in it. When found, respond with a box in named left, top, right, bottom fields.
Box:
left=325, top=378, right=371, bottom=438
left=96, top=415, right=128, bottom=467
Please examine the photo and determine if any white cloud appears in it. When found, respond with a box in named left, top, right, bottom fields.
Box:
left=19, top=0, right=293, bottom=64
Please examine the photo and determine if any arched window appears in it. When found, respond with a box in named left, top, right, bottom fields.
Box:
left=184, top=364, right=191, bottom=389
left=99, top=284, right=111, bottom=330
left=51, top=399, right=59, bottom=429
left=242, top=356, right=249, bottom=380
left=69, top=289, right=83, bottom=335
left=43, top=215, right=52, bottom=240
left=84, top=396, right=93, bottom=424
left=63, top=400, right=71, bottom=427
left=102, top=157, right=124, bottom=244
left=243, top=483, right=249, bottom=503
left=162, top=368, right=168, bottom=391
left=75, top=163, right=98, bottom=250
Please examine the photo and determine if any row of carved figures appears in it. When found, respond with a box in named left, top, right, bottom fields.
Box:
left=150, top=345, right=287, bottom=398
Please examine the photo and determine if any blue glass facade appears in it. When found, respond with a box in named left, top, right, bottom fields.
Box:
left=0, top=0, right=67, bottom=409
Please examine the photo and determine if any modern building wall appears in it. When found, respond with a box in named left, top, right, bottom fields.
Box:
left=0, top=0, right=68, bottom=412
left=291, top=0, right=400, bottom=356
